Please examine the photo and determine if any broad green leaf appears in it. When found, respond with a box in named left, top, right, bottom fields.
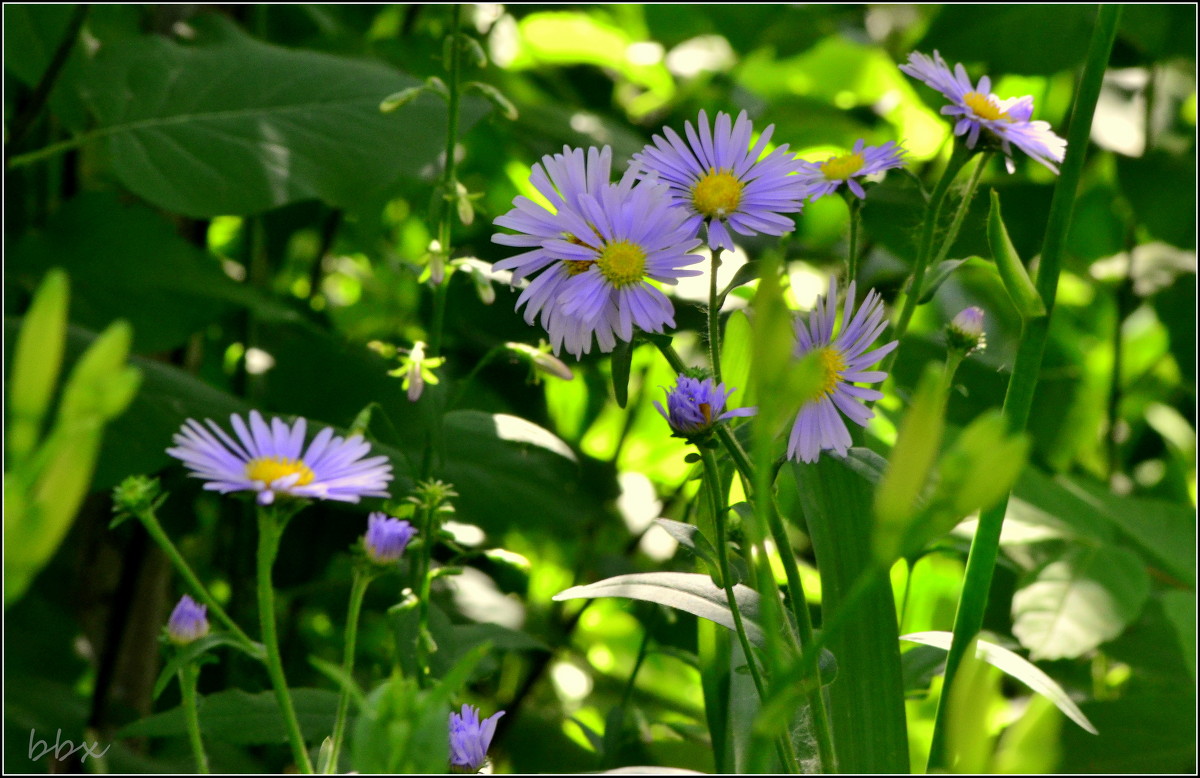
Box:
left=788, top=458, right=909, bottom=773
left=80, top=17, right=484, bottom=217
left=1160, top=591, right=1196, bottom=681
left=118, top=688, right=339, bottom=744
left=901, top=631, right=1098, bottom=735
left=719, top=310, right=754, bottom=405
left=1060, top=693, right=1195, bottom=773
left=8, top=193, right=302, bottom=353
left=1012, top=545, right=1151, bottom=660
left=988, top=191, right=1046, bottom=321
left=1059, top=476, right=1195, bottom=586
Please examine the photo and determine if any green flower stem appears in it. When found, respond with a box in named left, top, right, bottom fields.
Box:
left=699, top=448, right=801, bottom=774
left=882, top=141, right=974, bottom=375
left=326, top=569, right=373, bottom=773
left=134, top=506, right=260, bottom=657
left=846, top=196, right=863, bottom=284
left=429, top=3, right=465, bottom=358
left=926, top=6, right=1121, bottom=771
left=256, top=507, right=315, bottom=774
left=708, top=250, right=724, bottom=383
left=931, top=153, right=991, bottom=268
left=414, top=502, right=435, bottom=689
left=178, top=662, right=210, bottom=773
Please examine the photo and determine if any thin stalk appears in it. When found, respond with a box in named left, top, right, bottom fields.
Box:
left=708, top=249, right=724, bottom=383
left=6, top=4, right=90, bottom=150
left=699, top=448, right=801, bottom=774
left=256, top=508, right=315, bottom=773
left=882, top=142, right=974, bottom=375
left=178, top=663, right=210, bottom=773
left=846, top=196, right=863, bottom=284
left=931, top=153, right=991, bottom=267
left=414, top=502, right=435, bottom=689
left=326, top=569, right=372, bottom=773
left=429, top=4, right=464, bottom=358
left=134, top=506, right=259, bottom=656
left=926, top=6, right=1121, bottom=770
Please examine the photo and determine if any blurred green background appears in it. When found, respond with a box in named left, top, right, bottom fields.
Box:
left=4, top=4, right=1195, bottom=773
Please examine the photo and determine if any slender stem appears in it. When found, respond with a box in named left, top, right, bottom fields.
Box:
left=327, top=570, right=372, bottom=773
left=134, top=506, right=260, bottom=657
left=178, top=663, right=210, bottom=773
left=926, top=7, right=1121, bottom=770
left=256, top=508, right=315, bottom=773
left=415, top=502, right=435, bottom=689
left=846, top=197, right=863, bottom=284
left=699, top=448, right=800, bottom=774
left=429, top=4, right=464, bottom=358
left=6, top=4, right=90, bottom=151
left=708, top=250, right=724, bottom=383
left=931, top=153, right=991, bottom=268
left=882, top=142, right=974, bottom=375
left=764, top=495, right=837, bottom=773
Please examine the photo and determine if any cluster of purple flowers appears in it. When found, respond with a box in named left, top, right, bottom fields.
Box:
left=491, top=49, right=1060, bottom=464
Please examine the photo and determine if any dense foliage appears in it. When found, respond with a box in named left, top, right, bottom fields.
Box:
left=4, top=4, right=1195, bottom=775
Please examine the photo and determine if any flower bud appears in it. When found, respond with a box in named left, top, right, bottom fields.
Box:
left=167, top=595, right=210, bottom=645
left=654, top=373, right=755, bottom=440
left=946, top=306, right=987, bottom=355
left=364, top=512, right=417, bottom=565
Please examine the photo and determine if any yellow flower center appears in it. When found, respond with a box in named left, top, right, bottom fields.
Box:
left=245, top=457, right=315, bottom=487
left=816, top=347, right=846, bottom=398
left=596, top=240, right=647, bottom=287
left=820, top=152, right=866, bottom=181
left=964, top=92, right=1010, bottom=122
left=692, top=168, right=743, bottom=218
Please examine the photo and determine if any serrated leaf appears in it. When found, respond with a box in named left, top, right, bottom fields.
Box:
left=1012, top=545, right=1151, bottom=661
left=901, top=631, right=1099, bottom=735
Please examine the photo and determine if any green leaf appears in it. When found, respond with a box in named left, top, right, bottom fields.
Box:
left=988, top=190, right=1046, bottom=321
left=1160, top=591, right=1196, bottom=681
left=6, top=269, right=68, bottom=463
left=787, top=459, right=909, bottom=773
left=79, top=17, right=484, bottom=217
left=1060, top=693, right=1195, bottom=773
left=8, top=193, right=301, bottom=353
left=611, top=338, right=634, bottom=409
left=553, top=572, right=768, bottom=648
left=152, top=634, right=266, bottom=700
left=1012, top=545, right=1151, bottom=660
left=901, top=631, right=1098, bottom=735
left=118, top=688, right=339, bottom=744
left=653, top=518, right=722, bottom=581
left=917, top=257, right=993, bottom=304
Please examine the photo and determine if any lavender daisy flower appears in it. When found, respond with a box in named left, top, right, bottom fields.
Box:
left=655, top=373, right=756, bottom=439
left=899, top=50, right=1067, bottom=174
left=535, top=175, right=705, bottom=357
left=449, top=704, right=504, bottom=772
left=632, top=109, right=806, bottom=252
left=789, top=279, right=898, bottom=464
left=167, top=410, right=393, bottom=506
left=492, top=146, right=625, bottom=335
left=798, top=139, right=907, bottom=201
left=167, top=595, right=209, bottom=645
left=363, top=512, right=417, bottom=565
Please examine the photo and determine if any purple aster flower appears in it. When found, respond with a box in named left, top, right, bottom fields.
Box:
left=167, top=410, right=393, bottom=506
left=798, top=139, right=907, bottom=201
left=363, top=512, right=417, bottom=564
left=167, top=595, right=209, bottom=645
left=492, top=146, right=624, bottom=337
left=899, top=50, right=1067, bottom=174
left=449, top=704, right=504, bottom=772
left=632, top=109, right=806, bottom=252
left=789, top=279, right=898, bottom=464
left=654, top=373, right=756, bottom=439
